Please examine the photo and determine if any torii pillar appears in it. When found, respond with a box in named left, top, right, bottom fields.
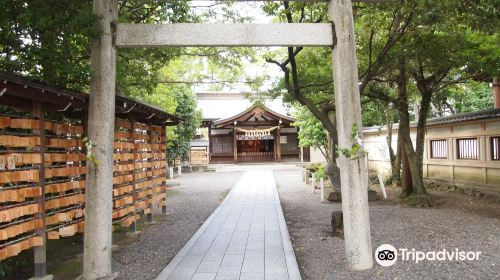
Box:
left=84, top=0, right=117, bottom=279
left=328, top=0, right=373, bottom=271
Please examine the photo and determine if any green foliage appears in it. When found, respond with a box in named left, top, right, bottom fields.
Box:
left=293, top=106, right=329, bottom=159
left=305, top=163, right=327, bottom=180
left=0, top=0, right=96, bottom=90
left=315, top=165, right=327, bottom=180
left=336, top=124, right=368, bottom=160
left=305, top=162, right=322, bottom=172
left=0, top=0, right=197, bottom=92
left=355, top=0, right=499, bottom=118
left=166, top=88, right=202, bottom=164
left=444, top=81, right=494, bottom=114
left=82, top=137, right=99, bottom=166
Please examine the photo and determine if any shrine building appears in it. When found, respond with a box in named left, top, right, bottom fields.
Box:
left=190, top=93, right=312, bottom=164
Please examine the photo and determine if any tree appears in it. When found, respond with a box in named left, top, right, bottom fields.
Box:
left=262, top=1, right=342, bottom=189
left=435, top=81, right=494, bottom=114
left=293, top=106, right=330, bottom=159
left=167, top=88, right=202, bottom=164
left=355, top=0, right=499, bottom=201
left=0, top=0, right=197, bottom=91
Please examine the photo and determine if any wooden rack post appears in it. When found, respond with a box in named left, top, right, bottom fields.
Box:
left=146, top=122, right=153, bottom=224
left=129, top=117, right=138, bottom=232
left=32, top=101, right=50, bottom=280
left=162, top=125, right=167, bottom=215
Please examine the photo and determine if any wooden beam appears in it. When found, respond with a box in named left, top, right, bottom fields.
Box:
left=234, top=121, right=278, bottom=126
left=2, top=82, right=87, bottom=109
left=115, top=23, right=334, bottom=47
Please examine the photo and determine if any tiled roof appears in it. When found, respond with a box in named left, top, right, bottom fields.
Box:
left=364, top=108, right=500, bottom=133
left=425, top=108, right=500, bottom=126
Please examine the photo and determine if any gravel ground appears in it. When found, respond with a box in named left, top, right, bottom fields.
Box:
left=112, top=171, right=243, bottom=280
left=274, top=168, right=500, bottom=280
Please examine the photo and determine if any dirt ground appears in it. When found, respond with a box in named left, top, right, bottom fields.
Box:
left=274, top=168, right=500, bottom=280
left=4, top=168, right=499, bottom=280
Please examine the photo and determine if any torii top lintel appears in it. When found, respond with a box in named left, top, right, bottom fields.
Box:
left=113, top=0, right=393, bottom=48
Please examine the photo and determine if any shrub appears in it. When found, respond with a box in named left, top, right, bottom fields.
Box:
left=305, top=163, right=328, bottom=180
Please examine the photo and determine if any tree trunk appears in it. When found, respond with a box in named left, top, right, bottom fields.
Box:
left=399, top=107, right=425, bottom=195
left=328, top=0, right=373, bottom=271
left=386, top=110, right=397, bottom=183
left=325, top=133, right=341, bottom=192
left=395, top=54, right=426, bottom=196
left=400, top=143, right=413, bottom=196
left=392, top=126, right=402, bottom=185
left=397, top=94, right=426, bottom=195
left=413, top=90, right=432, bottom=195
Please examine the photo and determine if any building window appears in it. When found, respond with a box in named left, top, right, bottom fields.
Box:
left=492, top=136, right=500, bottom=160
left=430, top=139, right=448, bottom=159
left=457, top=138, right=478, bottom=160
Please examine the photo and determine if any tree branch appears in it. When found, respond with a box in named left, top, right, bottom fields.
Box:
left=301, top=81, right=333, bottom=90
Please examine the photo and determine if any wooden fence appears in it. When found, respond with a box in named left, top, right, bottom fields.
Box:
left=190, top=147, right=209, bottom=166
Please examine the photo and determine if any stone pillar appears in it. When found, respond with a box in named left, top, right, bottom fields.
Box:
left=311, top=172, right=316, bottom=194
left=328, top=0, right=373, bottom=271
left=320, top=178, right=325, bottom=203
left=84, top=0, right=117, bottom=279
left=168, top=166, right=174, bottom=179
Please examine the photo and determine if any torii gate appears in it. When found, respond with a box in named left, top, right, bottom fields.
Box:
left=84, top=0, right=374, bottom=279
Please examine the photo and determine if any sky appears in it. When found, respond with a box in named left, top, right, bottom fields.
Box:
left=186, top=1, right=284, bottom=94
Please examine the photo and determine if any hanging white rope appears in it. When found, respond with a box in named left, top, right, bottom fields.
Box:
left=235, top=126, right=280, bottom=139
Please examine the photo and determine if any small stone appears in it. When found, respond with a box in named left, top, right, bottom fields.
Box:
left=327, top=191, right=342, bottom=202
left=368, top=189, right=377, bottom=201
left=331, top=211, right=343, bottom=234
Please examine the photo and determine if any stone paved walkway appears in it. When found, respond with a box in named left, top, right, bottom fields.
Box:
left=156, top=170, right=301, bottom=280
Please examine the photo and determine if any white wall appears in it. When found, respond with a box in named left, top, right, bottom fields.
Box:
left=309, top=147, right=327, bottom=163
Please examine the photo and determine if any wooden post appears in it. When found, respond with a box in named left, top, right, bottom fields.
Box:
left=208, top=123, right=212, bottom=162
left=31, top=102, right=51, bottom=280
left=328, top=0, right=373, bottom=271
left=493, top=77, right=500, bottom=109
left=161, top=125, right=167, bottom=215
left=276, top=127, right=281, bottom=162
left=84, top=0, right=117, bottom=279
left=233, top=129, right=237, bottom=163
left=146, top=122, right=153, bottom=224
left=129, top=116, right=138, bottom=232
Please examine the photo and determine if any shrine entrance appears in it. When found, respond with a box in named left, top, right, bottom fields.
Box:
left=204, top=103, right=300, bottom=163
left=81, top=0, right=374, bottom=279
left=237, top=138, right=275, bottom=162
left=236, top=127, right=276, bottom=162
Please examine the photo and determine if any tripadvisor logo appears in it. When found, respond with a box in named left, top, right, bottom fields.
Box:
left=375, top=244, right=481, bottom=267
left=375, top=244, right=397, bottom=267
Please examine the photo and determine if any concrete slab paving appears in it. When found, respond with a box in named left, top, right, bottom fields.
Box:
left=156, top=170, right=301, bottom=280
